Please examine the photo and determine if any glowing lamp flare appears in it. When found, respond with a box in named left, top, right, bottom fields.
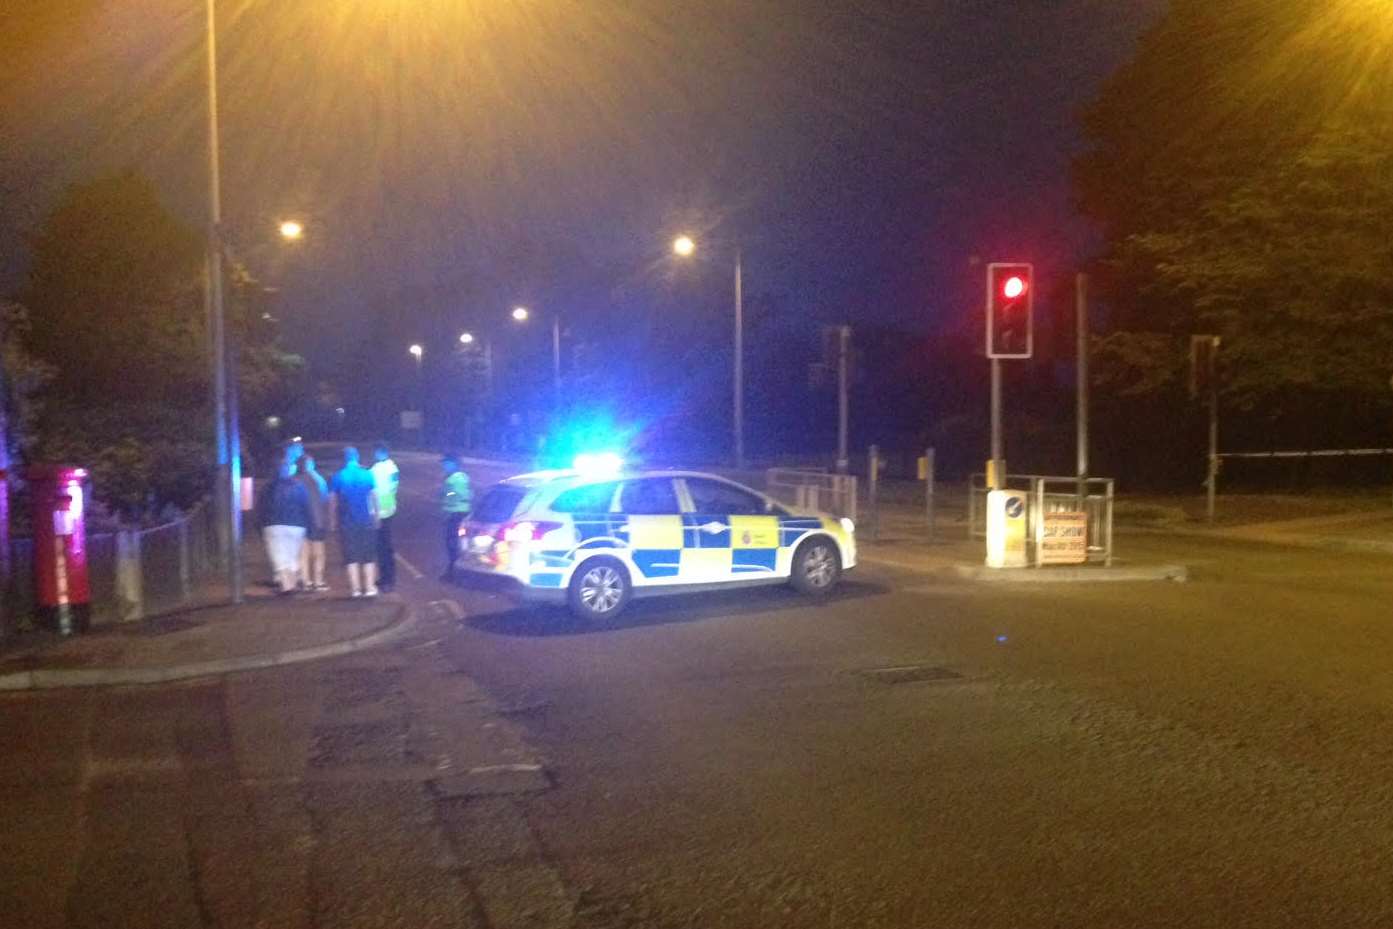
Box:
left=573, top=452, right=624, bottom=477
left=278, top=219, right=304, bottom=240
left=1002, top=276, right=1026, bottom=300
left=408, top=343, right=423, bottom=358
left=459, top=331, right=475, bottom=345
left=672, top=235, right=695, bottom=257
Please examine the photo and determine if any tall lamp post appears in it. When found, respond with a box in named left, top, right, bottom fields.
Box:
left=510, top=306, right=561, bottom=400
left=459, top=331, right=494, bottom=449
left=673, top=235, right=744, bottom=469
left=458, top=331, right=494, bottom=397
left=204, top=0, right=242, bottom=602
left=409, top=343, right=424, bottom=407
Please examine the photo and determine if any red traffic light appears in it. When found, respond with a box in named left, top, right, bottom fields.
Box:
left=985, top=262, right=1034, bottom=359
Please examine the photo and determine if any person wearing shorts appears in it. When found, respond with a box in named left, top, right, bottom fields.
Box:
left=257, top=460, right=314, bottom=595
left=297, top=453, right=330, bottom=591
left=330, top=446, right=380, bottom=597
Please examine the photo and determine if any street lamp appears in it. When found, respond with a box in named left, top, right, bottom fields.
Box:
left=204, top=0, right=309, bottom=603
left=510, top=307, right=562, bottom=399
left=202, top=0, right=239, bottom=601
left=458, top=331, right=475, bottom=345
left=407, top=344, right=425, bottom=434
left=672, top=233, right=745, bottom=469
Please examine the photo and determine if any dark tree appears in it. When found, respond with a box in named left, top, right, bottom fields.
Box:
left=1075, top=0, right=1393, bottom=463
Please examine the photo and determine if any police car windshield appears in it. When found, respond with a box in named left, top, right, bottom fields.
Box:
left=473, top=486, right=528, bottom=523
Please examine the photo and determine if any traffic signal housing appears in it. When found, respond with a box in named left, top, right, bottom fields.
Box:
left=986, top=262, right=1033, bottom=359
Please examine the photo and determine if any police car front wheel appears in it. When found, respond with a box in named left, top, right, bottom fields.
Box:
left=568, top=557, right=632, bottom=620
left=790, top=538, right=841, bottom=596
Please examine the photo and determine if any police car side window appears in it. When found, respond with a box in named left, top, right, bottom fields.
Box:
left=687, top=479, right=764, bottom=516
left=551, top=482, right=618, bottom=514
left=620, top=479, right=679, bottom=516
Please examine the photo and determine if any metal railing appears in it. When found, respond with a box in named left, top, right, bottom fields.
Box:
left=7, top=502, right=219, bottom=628
left=969, top=473, right=1115, bottom=566
left=1028, top=477, right=1114, bottom=566
left=765, top=468, right=858, bottom=521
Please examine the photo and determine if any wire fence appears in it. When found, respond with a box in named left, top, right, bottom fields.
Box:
left=5, top=502, right=220, bottom=629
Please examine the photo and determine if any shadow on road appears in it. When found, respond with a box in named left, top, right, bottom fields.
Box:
left=459, top=579, right=890, bottom=638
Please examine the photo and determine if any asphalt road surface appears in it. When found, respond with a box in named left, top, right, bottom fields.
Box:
left=5, top=450, right=1393, bottom=928
left=400, top=454, right=1393, bottom=928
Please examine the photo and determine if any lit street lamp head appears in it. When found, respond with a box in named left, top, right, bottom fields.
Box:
left=672, top=235, right=696, bottom=257
left=458, top=331, right=475, bottom=345
left=408, top=343, right=423, bottom=358
left=512, top=306, right=530, bottom=322
left=278, top=219, right=304, bottom=241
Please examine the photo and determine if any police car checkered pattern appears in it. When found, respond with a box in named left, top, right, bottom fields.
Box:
left=525, top=513, right=840, bottom=588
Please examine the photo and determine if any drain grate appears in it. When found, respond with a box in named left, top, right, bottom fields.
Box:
left=858, top=665, right=963, bottom=685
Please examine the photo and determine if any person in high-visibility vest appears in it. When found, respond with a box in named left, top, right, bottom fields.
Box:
left=370, top=443, right=400, bottom=592
left=440, top=454, right=473, bottom=580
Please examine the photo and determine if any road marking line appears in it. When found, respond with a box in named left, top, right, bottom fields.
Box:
left=467, top=763, right=544, bottom=775
left=427, top=599, right=466, bottom=620
left=395, top=552, right=426, bottom=580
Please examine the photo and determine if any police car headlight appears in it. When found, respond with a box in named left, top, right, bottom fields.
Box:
left=839, top=517, right=855, bottom=535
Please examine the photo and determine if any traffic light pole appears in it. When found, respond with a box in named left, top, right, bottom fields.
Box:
left=1076, top=272, right=1089, bottom=504
left=1207, top=364, right=1219, bottom=523
left=990, top=356, right=1003, bottom=490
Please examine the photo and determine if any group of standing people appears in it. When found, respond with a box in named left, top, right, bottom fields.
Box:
left=256, top=441, right=402, bottom=598
left=257, top=441, right=474, bottom=596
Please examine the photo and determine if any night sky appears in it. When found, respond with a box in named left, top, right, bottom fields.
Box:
left=1, top=0, right=1165, bottom=379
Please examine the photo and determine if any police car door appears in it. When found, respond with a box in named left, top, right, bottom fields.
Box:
left=616, top=477, right=687, bottom=585
left=680, top=477, right=781, bottom=582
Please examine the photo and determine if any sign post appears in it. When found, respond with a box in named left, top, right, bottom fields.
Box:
left=1191, top=335, right=1220, bottom=522
left=918, top=447, right=936, bottom=542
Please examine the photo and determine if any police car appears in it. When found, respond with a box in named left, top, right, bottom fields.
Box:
left=459, top=463, right=856, bottom=620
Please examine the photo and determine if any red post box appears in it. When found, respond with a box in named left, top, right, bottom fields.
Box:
left=29, top=465, right=91, bottom=635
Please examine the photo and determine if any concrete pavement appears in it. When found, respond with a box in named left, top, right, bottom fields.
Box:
left=0, top=596, right=412, bottom=690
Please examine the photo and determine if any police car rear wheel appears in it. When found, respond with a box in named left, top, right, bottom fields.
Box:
left=568, top=557, right=631, bottom=620
left=790, top=538, right=840, bottom=596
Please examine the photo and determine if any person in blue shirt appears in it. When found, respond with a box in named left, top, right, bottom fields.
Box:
left=329, top=446, right=380, bottom=597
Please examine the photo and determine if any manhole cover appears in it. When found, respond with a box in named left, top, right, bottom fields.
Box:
left=858, top=665, right=963, bottom=685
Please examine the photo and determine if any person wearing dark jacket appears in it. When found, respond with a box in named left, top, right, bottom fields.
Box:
left=258, top=460, right=315, bottom=594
